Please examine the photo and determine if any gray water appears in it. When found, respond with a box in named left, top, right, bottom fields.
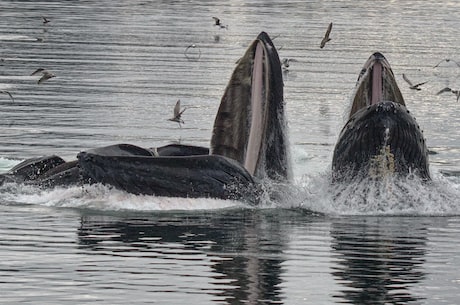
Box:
left=1, top=0, right=460, bottom=304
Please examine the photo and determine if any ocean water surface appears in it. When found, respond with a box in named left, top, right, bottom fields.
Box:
left=1, top=0, right=460, bottom=304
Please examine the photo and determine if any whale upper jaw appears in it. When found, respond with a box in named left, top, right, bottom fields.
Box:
left=211, top=32, right=291, bottom=182
left=349, top=52, right=406, bottom=118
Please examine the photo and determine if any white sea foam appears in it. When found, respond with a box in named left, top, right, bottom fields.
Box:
left=0, top=183, right=244, bottom=211
left=294, top=170, right=460, bottom=216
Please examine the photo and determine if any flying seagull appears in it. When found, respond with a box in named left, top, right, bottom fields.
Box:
left=168, top=99, right=187, bottom=128
left=212, top=17, right=228, bottom=29
left=437, top=87, right=460, bottom=102
left=0, top=90, right=14, bottom=102
left=281, top=58, right=298, bottom=71
left=42, top=16, right=50, bottom=24
left=31, top=68, right=56, bottom=84
left=402, top=73, right=428, bottom=90
left=320, top=22, right=333, bottom=49
left=433, top=58, right=460, bottom=68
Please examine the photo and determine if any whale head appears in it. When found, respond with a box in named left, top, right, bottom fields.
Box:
left=211, top=32, right=291, bottom=182
left=333, top=52, right=430, bottom=182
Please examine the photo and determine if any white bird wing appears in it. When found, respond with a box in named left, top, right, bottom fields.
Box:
left=173, top=100, right=181, bottom=117
left=37, top=72, right=55, bottom=84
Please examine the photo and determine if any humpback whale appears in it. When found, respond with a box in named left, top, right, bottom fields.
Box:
left=332, top=52, right=430, bottom=182
left=0, top=32, right=289, bottom=204
left=211, top=32, right=290, bottom=182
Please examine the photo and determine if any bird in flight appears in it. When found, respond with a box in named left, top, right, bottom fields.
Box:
left=31, top=68, right=56, bottom=84
left=42, top=16, right=50, bottom=24
left=0, top=90, right=14, bottom=102
left=437, top=87, right=460, bottom=102
left=168, top=100, right=187, bottom=128
left=212, top=17, right=228, bottom=29
left=281, top=58, right=298, bottom=71
left=320, top=22, right=333, bottom=48
left=433, top=58, right=460, bottom=68
left=402, top=74, right=428, bottom=90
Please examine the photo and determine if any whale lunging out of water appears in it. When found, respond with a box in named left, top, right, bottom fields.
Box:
left=1, top=42, right=431, bottom=202
left=0, top=32, right=289, bottom=204
left=332, top=52, right=430, bottom=182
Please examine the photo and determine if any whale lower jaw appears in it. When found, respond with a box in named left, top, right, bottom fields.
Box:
left=77, top=150, right=260, bottom=204
left=332, top=101, right=430, bottom=182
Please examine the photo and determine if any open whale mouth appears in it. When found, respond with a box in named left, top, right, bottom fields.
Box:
left=349, top=52, right=405, bottom=118
left=211, top=32, right=290, bottom=181
left=333, top=52, right=430, bottom=182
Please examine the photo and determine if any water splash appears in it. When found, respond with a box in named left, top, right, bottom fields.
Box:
left=294, top=170, right=460, bottom=216
left=0, top=182, right=244, bottom=211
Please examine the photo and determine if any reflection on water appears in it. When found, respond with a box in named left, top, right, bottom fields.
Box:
left=78, top=210, right=290, bottom=304
left=331, top=218, right=427, bottom=304
left=2, top=203, right=460, bottom=304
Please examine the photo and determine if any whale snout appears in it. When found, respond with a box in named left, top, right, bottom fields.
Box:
left=376, top=100, right=399, bottom=112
